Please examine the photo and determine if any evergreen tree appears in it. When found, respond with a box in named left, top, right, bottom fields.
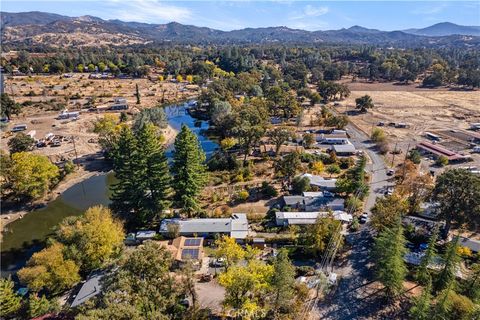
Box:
left=372, top=219, right=408, bottom=297
left=110, top=127, right=143, bottom=223
left=28, top=294, right=59, bottom=318
left=466, top=263, right=480, bottom=303
left=409, top=279, right=432, bottom=320
left=0, top=277, right=22, bottom=318
left=135, top=83, right=140, bottom=104
left=136, top=124, right=171, bottom=220
left=432, top=284, right=453, bottom=320
left=435, top=236, right=460, bottom=292
left=171, top=125, right=207, bottom=216
left=111, top=125, right=171, bottom=225
left=416, top=226, right=439, bottom=285
left=271, top=249, right=296, bottom=318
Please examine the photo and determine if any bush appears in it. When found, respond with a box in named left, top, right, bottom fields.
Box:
left=436, top=155, right=449, bottom=167
left=291, top=176, right=310, bottom=194
left=63, top=160, right=75, bottom=175
left=371, top=128, right=386, bottom=142
left=407, top=149, right=422, bottom=164
left=296, top=266, right=315, bottom=277
left=235, top=190, right=249, bottom=202
left=345, top=196, right=362, bottom=212
left=261, top=182, right=278, bottom=198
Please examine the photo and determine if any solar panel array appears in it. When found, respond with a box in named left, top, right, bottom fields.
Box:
left=181, top=249, right=200, bottom=260
left=184, top=238, right=202, bottom=246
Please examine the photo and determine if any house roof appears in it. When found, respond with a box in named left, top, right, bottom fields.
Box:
left=159, top=214, right=248, bottom=239
left=71, top=271, right=104, bottom=308
left=417, top=141, right=469, bottom=161
left=162, top=236, right=204, bottom=261
left=283, top=195, right=305, bottom=206
left=300, top=174, right=337, bottom=189
left=302, top=192, right=324, bottom=197
left=275, top=211, right=352, bottom=225
left=332, top=144, right=356, bottom=153
left=458, top=237, right=480, bottom=253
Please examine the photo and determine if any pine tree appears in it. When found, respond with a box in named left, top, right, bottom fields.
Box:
left=110, top=127, right=143, bottom=224
left=136, top=124, right=171, bottom=221
left=432, top=284, right=453, bottom=320
left=435, top=235, right=460, bottom=292
left=135, top=83, right=140, bottom=104
left=372, top=219, right=408, bottom=297
left=28, top=294, right=59, bottom=318
left=0, top=277, right=22, bottom=318
left=416, top=225, right=439, bottom=285
left=409, top=278, right=432, bottom=320
left=171, top=125, right=206, bottom=216
left=271, top=249, right=296, bottom=318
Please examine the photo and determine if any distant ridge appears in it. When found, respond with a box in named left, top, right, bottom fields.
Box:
left=1, top=11, right=479, bottom=47
left=403, top=22, right=480, bottom=37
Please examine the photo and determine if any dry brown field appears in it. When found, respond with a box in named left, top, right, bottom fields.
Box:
left=2, top=74, right=199, bottom=162
left=331, top=81, right=480, bottom=166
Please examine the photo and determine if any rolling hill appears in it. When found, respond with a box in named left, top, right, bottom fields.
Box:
left=1, top=11, right=479, bottom=48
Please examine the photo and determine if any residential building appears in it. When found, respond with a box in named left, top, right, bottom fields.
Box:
left=275, top=211, right=352, bottom=226
left=282, top=195, right=345, bottom=211
left=71, top=270, right=104, bottom=308
left=161, top=236, right=205, bottom=268
left=299, top=174, right=337, bottom=191
left=330, top=143, right=356, bottom=155
left=159, top=214, right=248, bottom=240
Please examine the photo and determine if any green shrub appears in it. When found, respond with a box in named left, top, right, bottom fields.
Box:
left=235, top=190, right=249, bottom=202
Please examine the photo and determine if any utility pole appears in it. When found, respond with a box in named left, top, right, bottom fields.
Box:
left=402, top=143, right=411, bottom=181
left=71, top=135, right=80, bottom=168
left=391, top=142, right=398, bottom=167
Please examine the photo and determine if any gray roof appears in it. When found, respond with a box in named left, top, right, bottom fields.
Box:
left=71, top=271, right=104, bottom=308
left=300, top=174, right=337, bottom=189
left=332, top=144, right=356, bottom=153
left=458, top=237, right=480, bottom=253
left=283, top=196, right=305, bottom=206
left=304, top=197, right=345, bottom=210
left=276, top=211, right=352, bottom=225
left=159, top=214, right=248, bottom=239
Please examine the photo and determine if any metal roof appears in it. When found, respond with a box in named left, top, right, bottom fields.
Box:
left=71, top=271, right=104, bottom=308
left=332, top=144, right=356, bottom=153
left=300, top=174, right=337, bottom=189
left=159, top=214, right=248, bottom=239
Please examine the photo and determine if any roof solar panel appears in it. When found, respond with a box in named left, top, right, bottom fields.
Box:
left=181, top=249, right=199, bottom=260
left=184, top=238, right=201, bottom=246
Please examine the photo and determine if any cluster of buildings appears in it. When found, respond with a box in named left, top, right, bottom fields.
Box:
left=310, top=129, right=357, bottom=155
left=277, top=173, right=352, bottom=227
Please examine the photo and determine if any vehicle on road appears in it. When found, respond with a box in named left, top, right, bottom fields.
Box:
left=359, top=213, right=368, bottom=224
left=387, top=169, right=395, bottom=176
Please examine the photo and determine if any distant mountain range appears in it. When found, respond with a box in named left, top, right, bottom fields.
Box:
left=1, top=11, right=479, bottom=48
left=403, top=22, right=480, bottom=37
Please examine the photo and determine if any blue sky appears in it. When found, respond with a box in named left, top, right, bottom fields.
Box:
left=3, top=1, right=479, bottom=31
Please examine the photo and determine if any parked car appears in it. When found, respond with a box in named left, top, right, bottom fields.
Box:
left=359, top=213, right=368, bottom=224
left=387, top=169, right=395, bottom=176
left=385, top=186, right=394, bottom=196
left=210, top=258, right=225, bottom=267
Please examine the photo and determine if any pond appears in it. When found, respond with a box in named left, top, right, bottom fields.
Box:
left=1, top=101, right=218, bottom=275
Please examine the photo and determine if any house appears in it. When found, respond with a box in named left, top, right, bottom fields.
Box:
left=161, top=236, right=205, bottom=268
left=282, top=195, right=345, bottom=211
left=300, top=174, right=337, bottom=191
left=159, top=214, right=249, bottom=240
left=317, top=135, right=350, bottom=145
left=417, top=141, right=471, bottom=162
left=71, top=270, right=104, bottom=308
left=330, top=143, right=356, bottom=155
left=275, top=211, right=352, bottom=226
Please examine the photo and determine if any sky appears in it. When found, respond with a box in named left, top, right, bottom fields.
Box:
left=2, top=1, right=479, bottom=31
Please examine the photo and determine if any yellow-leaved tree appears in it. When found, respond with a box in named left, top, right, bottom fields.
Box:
left=4, top=152, right=59, bottom=200
left=18, top=242, right=80, bottom=294
left=214, top=236, right=245, bottom=271
left=219, top=260, right=273, bottom=319
left=57, top=206, right=124, bottom=272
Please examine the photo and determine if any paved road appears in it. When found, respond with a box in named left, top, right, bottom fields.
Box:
left=346, top=123, right=390, bottom=212
left=311, top=119, right=397, bottom=319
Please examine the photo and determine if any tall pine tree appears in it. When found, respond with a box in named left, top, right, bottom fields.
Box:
left=409, top=278, right=432, bottom=320
left=435, top=235, right=460, bottom=292
left=372, top=218, right=408, bottom=297
left=136, top=124, right=171, bottom=220
left=110, top=125, right=171, bottom=225
left=416, top=225, right=439, bottom=285
left=111, top=126, right=142, bottom=223
left=171, top=125, right=207, bottom=216
left=271, top=249, right=296, bottom=318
